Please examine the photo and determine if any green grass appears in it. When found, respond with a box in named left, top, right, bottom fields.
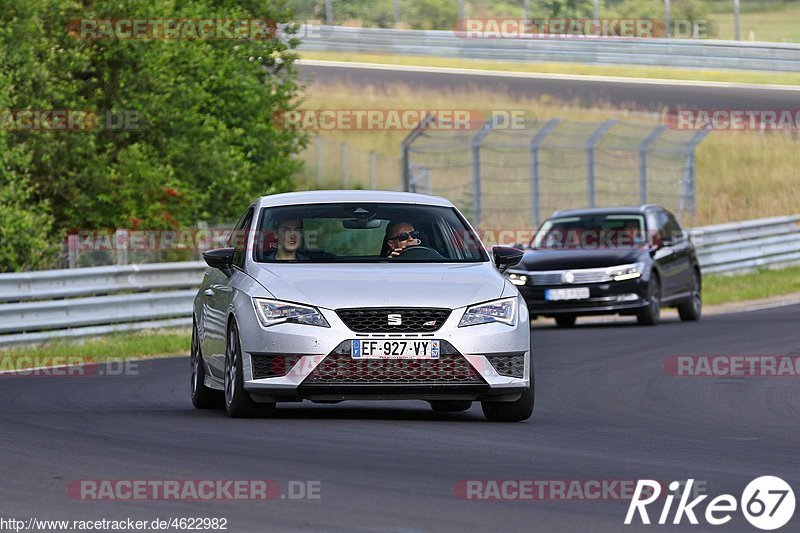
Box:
left=0, top=329, right=190, bottom=370
left=299, top=50, right=800, bottom=86
left=703, top=266, right=800, bottom=305
left=710, top=3, right=800, bottom=42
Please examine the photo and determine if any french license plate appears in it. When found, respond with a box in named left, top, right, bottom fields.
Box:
left=351, top=339, right=440, bottom=360
left=545, top=287, right=590, bottom=301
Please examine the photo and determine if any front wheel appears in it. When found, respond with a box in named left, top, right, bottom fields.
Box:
left=637, top=275, right=661, bottom=326
left=191, top=319, right=223, bottom=409
left=677, top=271, right=702, bottom=322
left=225, top=320, right=275, bottom=418
left=481, top=366, right=535, bottom=422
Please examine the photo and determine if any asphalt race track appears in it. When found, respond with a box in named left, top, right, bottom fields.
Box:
left=1, top=304, right=798, bottom=532
left=299, top=62, right=800, bottom=111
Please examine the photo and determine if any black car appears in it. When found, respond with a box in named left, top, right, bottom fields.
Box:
left=506, top=205, right=702, bottom=327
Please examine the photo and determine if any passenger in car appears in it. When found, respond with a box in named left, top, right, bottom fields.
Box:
left=264, top=217, right=309, bottom=261
left=382, top=221, right=422, bottom=258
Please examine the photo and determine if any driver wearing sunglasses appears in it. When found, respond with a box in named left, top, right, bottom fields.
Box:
left=384, top=222, right=422, bottom=258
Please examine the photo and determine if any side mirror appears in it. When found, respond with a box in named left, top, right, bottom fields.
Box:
left=492, top=246, right=524, bottom=273
left=203, top=247, right=234, bottom=276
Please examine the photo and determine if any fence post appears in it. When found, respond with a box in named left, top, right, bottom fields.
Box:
left=471, top=117, right=498, bottom=227
left=638, top=125, right=666, bottom=205
left=325, top=0, right=333, bottom=25
left=341, top=142, right=349, bottom=188
left=115, top=229, right=128, bottom=265
left=67, top=234, right=78, bottom=268
left=529, top=118, right=560, bottom=227
left=401, top=113, right=435, bottom=192
left=315, top=135, right=322, bottom=187
left=586, top=119, right=616, bottom=208
left=369, top=150, right=377, bottom=189
left=680, top=128, right=711, bottom=218
left=665, top=0, right=671, bottom=38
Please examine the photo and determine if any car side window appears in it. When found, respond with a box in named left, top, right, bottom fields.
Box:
left=662, top=212, right=684, bottom=243
left=646, top=212, right=666, bottom=246
left=230, top=207, right=254, bottom=269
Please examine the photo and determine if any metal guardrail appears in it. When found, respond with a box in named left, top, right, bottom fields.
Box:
left=0, top=215, right=798, bottom=345
left=299, top=25, right=800, bottom=72
left=690, top=215, right=800, bottom=274
left=0, top=263, right=206, bottom=346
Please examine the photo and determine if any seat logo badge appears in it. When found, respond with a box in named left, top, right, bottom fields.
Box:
left=388, top=314, right=402, bottom=325
left=562, top=271, right=575, bottom=284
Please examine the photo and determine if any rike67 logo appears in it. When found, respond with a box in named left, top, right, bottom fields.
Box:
left=625, top=477, right=795, bottom=530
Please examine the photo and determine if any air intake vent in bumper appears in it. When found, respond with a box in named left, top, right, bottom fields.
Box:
left=300, top=353, right=485, bottom=386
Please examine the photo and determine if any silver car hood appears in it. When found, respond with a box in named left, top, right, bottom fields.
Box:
left=248, top=262, right=505, bottom=309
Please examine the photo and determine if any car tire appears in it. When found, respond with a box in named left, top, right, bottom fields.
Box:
left=481, top=365, right=535, bottom=422
left=429, top=400, right=472, bottom=412
left=637, top=275, right=661, bottom=326
left=555, top=315, right=577, bottom=328
left=191, top=319, right=223, bottom=409
left=677, top=270, right=702, bottom=322
left=225, top=319, right=276, bottom=418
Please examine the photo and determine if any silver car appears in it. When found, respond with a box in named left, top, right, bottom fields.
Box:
left=191, top=191, right=533, bottom=421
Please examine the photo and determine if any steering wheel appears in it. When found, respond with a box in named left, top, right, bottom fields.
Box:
left=393, top=245, right=443, bottom=260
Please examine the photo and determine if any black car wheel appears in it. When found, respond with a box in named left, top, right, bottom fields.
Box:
left=481, top=365, right=535, bottom=422
left=191, top=319, right=223, bottom=409
left=678, top=270, right=702, bottom=322
left=555, top=315, right=577, bottom=328
left=225, top=319, right=276, bottom=418
left=637, top=275, right=661, bottom=326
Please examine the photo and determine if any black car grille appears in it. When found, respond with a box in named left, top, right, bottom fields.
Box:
left=251, top=354, right=303, bottom=379
left=485, top=354, right=526, bottom=378
left=336, top=308, right=451, bottom=332
left=301, top=353, right=485, bottom=386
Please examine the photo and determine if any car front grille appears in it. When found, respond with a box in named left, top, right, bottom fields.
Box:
left=528, top=268, right=611, bottom=285
left=485, top=354, right=525, bottom=378
left=300, top=353, right=485, bottom=386
left=336, top=307, right=451, bottom=332
left=251, top=354, right=303, bottom=379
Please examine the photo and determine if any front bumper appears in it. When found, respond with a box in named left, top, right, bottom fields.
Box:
left=517, top=278, right=649, bottom=316
left=236, top=300, right=531, bottom=403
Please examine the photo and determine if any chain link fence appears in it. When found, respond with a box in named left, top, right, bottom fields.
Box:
left=296, top=134, right=403, bottom=191
left=402, top=116, right=710, bottom=229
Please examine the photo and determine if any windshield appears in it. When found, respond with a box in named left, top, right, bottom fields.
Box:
left=532, top=214, right=647, bottom=250
left=252, top=203, right=489, bottom=263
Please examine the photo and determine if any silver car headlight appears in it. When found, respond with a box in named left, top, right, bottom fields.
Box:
left=606, top=262, right=645, bottom=282
left=253, top=298, right=329, bottom=328
left=458, top=297, right=518, bottom=327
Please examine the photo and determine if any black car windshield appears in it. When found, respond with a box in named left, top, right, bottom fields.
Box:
left=532, top=214, right=647, bottom=250
left=251, top=203, right=489, bottom=263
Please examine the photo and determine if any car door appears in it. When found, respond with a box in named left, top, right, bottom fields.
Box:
left=647, top=210, right=682, bottom=299
left=661, top=210, right=694, bottom=298
left=203, top=206, right=254, bottom=378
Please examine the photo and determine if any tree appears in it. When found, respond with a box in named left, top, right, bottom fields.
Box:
left=0, top=0, right=306, bottom=248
